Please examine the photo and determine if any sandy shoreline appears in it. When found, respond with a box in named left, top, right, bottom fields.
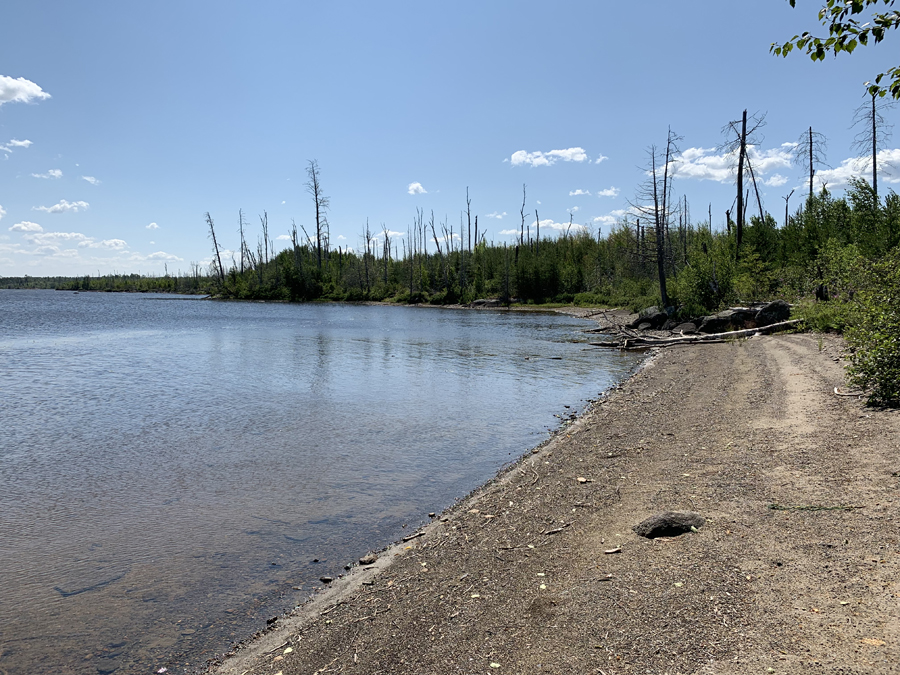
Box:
left=204, top=324, right=900, bottom=675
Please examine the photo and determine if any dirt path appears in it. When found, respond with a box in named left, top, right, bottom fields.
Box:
left=209, top=333, right=900, bottom=675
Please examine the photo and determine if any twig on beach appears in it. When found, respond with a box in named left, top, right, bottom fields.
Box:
left=542, top=523, right=571, bottom=536
left=263, top=640, right=290, bottom=654
left=833, top=387, right=868, bottom=397
left=402, top=531, right=425, bottom=542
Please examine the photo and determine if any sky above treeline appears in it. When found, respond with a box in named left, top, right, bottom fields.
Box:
left=1, top=1, right=898, bottom=277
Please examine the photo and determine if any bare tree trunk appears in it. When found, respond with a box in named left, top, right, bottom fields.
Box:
left=206, top=212, right=225, bottom=285
left=466, top=188, right=472, bottom=254
left=872, top=94, right=878, bottom=198
left=260, top=211, right=269, bottom=265
left=535, top=210, right=540, bottom=257
left=744, top=153, right=765, bottom=219
left=808, top=126, right=814, bottom=201
left=364, top=220, right=371, bottom=294
left=650, top=151, right=669, bottom=308
left=736, top=109, right=747, bottom=257
left=306, top=160, right=329, bottom=272
left=783, top=189, right=794, bottom=229
left=520, top=184, right=526, bottom=246
left=239, top=209, right=246, bottom=274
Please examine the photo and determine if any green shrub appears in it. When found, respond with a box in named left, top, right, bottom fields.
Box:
left=794, top=299, right=853, bottom=333
left=846, top=247, right=900, bottom=406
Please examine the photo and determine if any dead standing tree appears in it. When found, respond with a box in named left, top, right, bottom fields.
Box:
left=306, top=159, right=330, bottom=272
left=629, top=128, right=682, bottom=309
left=519, top=183, right=527, bottom=246
left=852, top=92, right=895, bottom=199
left=792, top=126, right=829, bottom=202
left=721, top=110, right=766, bottom=258
left=206, top=212, right=226, bottom=285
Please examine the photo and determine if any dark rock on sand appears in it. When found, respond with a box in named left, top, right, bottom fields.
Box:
left=632, top=511, right=705, bottom=538
left=629, top=306, right=668, bottom=330
left=698, top=309, right=756, bottom=333
left=672, top=322, right=698, bottom=334
left=755, top=299, right=791, bottom=327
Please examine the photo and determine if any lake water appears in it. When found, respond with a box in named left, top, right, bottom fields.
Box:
left=0, top=290, right=640, bottom=674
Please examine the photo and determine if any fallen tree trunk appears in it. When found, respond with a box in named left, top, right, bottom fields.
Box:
left=589, top=319, right=803, bottom=351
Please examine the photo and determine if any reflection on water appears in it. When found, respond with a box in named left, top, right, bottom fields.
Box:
left=0, top=291, right=641, bottom=674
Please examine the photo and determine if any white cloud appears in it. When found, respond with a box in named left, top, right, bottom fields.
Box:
left=146, top=222, right=159, bottom=230
left=28, top=245, right=79, bottom=258
left=569, top=189, right=591, bottom=196
left=0, top=138, right=33, bottom=154
left=77, top=238, right=128, bottom=250
left=33, top=200, right=90, bottom=213
left=597, top=186, right=620, bottom=197
left=384, top=230, right=405, bottom=237
left=536, top=218, right=585, bottom=232
left=568, top=206, right=580, bottom=213
left=281, top=200, right=286, bottom=204
left=337, top=234, right=347, bottom=240
left=0, top=204, right=5, bottom=221
left=593, top=215, right=616, bottom=226
left=509, top=147, right=588, bottom=167
left=408, top=182, right=427, bottom=195
left=765, top=174, right=789, bottom=187
left=595, top=154, right=609, bottom=164
left=815, top=148, right=900, bottom=189
left=499, top=229, right=519, bottom=235
left=9, top=221, right=42, bottom=232
left=32, top=169, right=62, bottom=179
left=485, top=211, right=507, bottom=219
left=276, top=234, right=291, bottom=240
left=673, top=145, right=793, bottom=183
left=25, top=231, right=90, bottom=245
left=144, top=251, right=183, bottom=261
left=0, top=76, right=51, bottom=106
left=82, top=176, right=101, bottom=185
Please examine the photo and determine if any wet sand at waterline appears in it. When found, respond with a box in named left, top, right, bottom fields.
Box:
left=210, top=329, right=900, bottom=675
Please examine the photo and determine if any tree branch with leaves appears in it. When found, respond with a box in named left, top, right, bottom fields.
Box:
left=771, top=0, right=900, bottom=98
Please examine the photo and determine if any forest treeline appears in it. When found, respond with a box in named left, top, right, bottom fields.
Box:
left=195, top=179, right=897, bottom=312
left=4, top=156, right=899, bottom=403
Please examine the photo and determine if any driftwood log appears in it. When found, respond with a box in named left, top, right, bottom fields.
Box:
left=589, top=319, right=802, bottom=351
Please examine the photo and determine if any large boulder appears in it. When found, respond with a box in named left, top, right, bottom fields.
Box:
left=698, top=308, right=756, bottom=334
left=755, top=299, right=791, bottom=327
left=632, top=511, right=705, bottom=539
left=630, top=306, right=669, bottom=330
left=672, top=322, right=698, bottom=334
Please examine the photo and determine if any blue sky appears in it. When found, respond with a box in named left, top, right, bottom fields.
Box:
left=1, top=1, right=898, bottom=277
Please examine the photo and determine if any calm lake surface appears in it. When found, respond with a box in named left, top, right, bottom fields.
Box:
left=0, top=290, right=641, bottom=674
